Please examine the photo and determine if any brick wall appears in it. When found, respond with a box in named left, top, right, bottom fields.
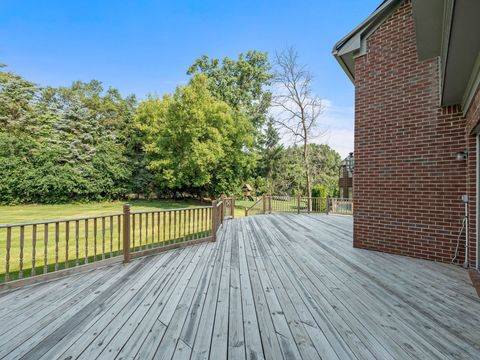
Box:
left=353, top=0, right=469, bottom=263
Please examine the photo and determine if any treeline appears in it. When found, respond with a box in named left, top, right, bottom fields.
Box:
left=0, top=52, right=341, bottom=205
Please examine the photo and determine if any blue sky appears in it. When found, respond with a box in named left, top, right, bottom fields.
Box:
left=0, top=0, right=380, bottom=157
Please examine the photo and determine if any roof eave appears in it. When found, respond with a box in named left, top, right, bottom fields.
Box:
left=332, top=0, right=403, bottom=82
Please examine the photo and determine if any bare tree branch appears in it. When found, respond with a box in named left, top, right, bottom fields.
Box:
left=271, top=47, right=325, bottom=203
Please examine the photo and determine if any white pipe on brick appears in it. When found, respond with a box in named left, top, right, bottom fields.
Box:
left=464, top=197, right=469, bottom=268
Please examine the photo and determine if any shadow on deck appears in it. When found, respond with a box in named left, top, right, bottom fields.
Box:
left=0, top=214, right=479, bottom=359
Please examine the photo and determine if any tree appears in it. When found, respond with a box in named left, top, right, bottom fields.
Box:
left=258, top=118, right=284, bottom=193
left=135, top=75, right=254, bottom=198
left=272, top=47, right=324, bottom=207
left=0, top=66, right=37, bottom=132
left=0, top=70, right=136, bottom=204
left=270, top=144, right=340, bottom=197
left=187, top=50, right=272, bottom=133
left=309, top=144, right=341, bottom=197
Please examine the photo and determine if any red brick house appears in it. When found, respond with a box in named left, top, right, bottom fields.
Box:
left=339, top=152, right=353, bottom=199
left=333, top=0, right=480, bottom=272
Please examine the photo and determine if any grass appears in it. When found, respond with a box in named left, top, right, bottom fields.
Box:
left=0, top=199, right=213, bottom=282
left=0, top=199, right=206, bottom=225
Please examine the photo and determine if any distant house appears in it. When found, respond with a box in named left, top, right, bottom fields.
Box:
left=333, top=0, right=480, bottom=270
left=339, top=152, right=354, bottom=199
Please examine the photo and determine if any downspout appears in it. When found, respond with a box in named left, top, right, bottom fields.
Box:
left=463, top=194, right=469, bottom=268
left=463, top=131, right=469, bottom=269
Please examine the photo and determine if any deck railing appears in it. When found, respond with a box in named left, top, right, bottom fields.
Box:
left=329, top=198, right=353, bottom=215
left=243, top=196, right=264, bottom=216
left=245, top=195, right=329, bottom=216
left=221, top=196, right=235, bottom=219
left=0, top=200, right=230, bottom=288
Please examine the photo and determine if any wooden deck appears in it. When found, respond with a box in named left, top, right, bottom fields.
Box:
left=0, top=214, right=479, bottom=360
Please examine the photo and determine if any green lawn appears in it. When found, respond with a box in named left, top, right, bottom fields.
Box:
left=0, top=199, right=207, bottom=225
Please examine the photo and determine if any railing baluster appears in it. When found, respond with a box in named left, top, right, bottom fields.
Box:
left=102, top=217, right=105, bottom=260
left=212, top=201, right=217, bottom=240
left=93, top=218, right=97, bottom=262
left=186, top=209, right=190, bottom=240
left=5, top=227, right=11, bottom=282
left=85, top=219, right=89, bottom=264
left=32, top=224, right=37, bottom=276
left=168, top=211, right=172, bottom=243
left=192, top=209, right=196, bottom=240
left=157, top=212, right=160, bottom=246
left=55, top=222, right=59, bottom=271
left=151, top=213, right=155, bottom=249
left=183, top=210, right=186, bottom=242
left=205, top=207, right=208, bottom=236
left=123, top=205, right=131, bottom=263
left=44, top=224, right=48, bottom=274
left=145, top=212, right=149, bottom=249
left=132, top=214, right=136, bottom=251
left=19, top=226, right=24, bottom=279
left=207, top=208, right=213, bottom=236
left=177, top=210, right=181, bottom=243
left=110, top=216, right=113, bottom=257
left=139, top=213, right=143, bottom=250
left=75, top=220, right=79, bottom=266
left=118, top=215, right=121, bottom=255
left=65, top=221, right=70, bottom=269
left=196, top=208, right=200, bottom=239
left=209, top=207, right=212, bottom=236
left=173, top=210, right=177, bottom=242
left=200, top=208, right=204, bottom=238
left=162, top=212, right=166, bottom=246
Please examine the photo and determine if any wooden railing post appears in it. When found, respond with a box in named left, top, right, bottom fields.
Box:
left=212, top=200, right=218, bottom=242
left=221, top=200, right=224, bottom=224
left=123, top=204, right=131, bottom=263
left=268, top=196, right=272, bottom=214
left=263, top=195, right=266, bottom=214
left=326, top=197, right=330, bottom=215
left=297, top=195, right=301, bottom=214
left=232, top=197, right=235, bottom=219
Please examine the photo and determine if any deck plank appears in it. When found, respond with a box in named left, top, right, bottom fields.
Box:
left=1, top=262, right=145, bottom=359
left=0, top=214, right=479, bottom=360
left=77, top=246, right=200, bottom=359
left=36, top=251, right=181, bottom=360
left=227, top=221, right=246, bottom=360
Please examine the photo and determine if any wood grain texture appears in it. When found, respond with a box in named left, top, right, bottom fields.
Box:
left=0, top=214, right=479, bottom=359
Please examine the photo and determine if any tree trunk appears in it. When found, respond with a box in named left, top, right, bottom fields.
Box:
left=303, top=132, right=312, bottom=212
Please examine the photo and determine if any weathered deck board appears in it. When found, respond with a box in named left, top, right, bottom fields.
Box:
left=0, top=214, right=479, bottom=360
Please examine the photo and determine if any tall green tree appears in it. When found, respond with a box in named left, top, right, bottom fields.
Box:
left=258, top=118, right=284, bottom=193
left=271, top=144, right=341, bottom=196
left=187, top=50, right=272, bottom=131
left=0, top=66, right=37, bottom=132
left=136, top=75, right=254, bottom=197
left=0, top=68, right=137, bottom=204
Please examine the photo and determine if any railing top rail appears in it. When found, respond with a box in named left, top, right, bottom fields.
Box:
left=130, top=205, right=213, bottom=215
left=0, top=213, right=124, bottom=228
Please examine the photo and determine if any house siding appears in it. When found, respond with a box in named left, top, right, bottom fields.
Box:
left=353, top=0, right=471, bottom=264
